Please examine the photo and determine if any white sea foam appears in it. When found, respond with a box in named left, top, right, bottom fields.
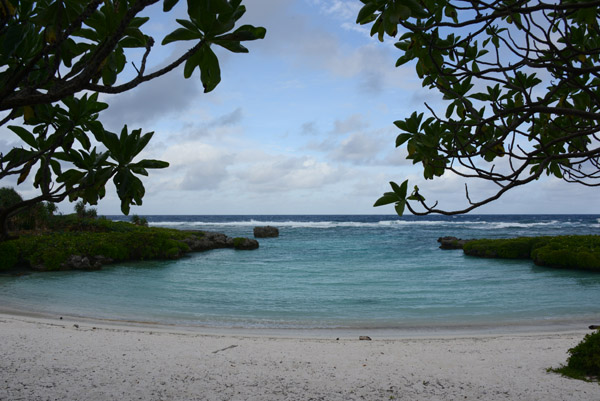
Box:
left=148, top=218, right=571, bottom=230
left=469, top=220, right=562, bottom=230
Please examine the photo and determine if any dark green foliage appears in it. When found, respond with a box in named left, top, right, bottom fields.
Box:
left=532, top=237, right=600, bottom=271
left=0, top=187, right=56, bottom=231
left=0, top=240, right=18, bottom=270
left=464, top=237, right=542, bottom=259
left=361, top=1, right=600, bottom=215
left=0, top=187, right=23, bottom=209
left=464, top=236, right=600, bottom=272
left=74, top=201, right=97, bottom=219
left=0, top=1, right=265, bottom=239
left=130, top=214, right=148, bottom=227
left=0, top=216, right=196, bottom=271
left=551, top=330, right=600, bottom=381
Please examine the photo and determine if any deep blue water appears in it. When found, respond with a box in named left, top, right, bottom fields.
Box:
left=1, top=214, right=599, bottom=330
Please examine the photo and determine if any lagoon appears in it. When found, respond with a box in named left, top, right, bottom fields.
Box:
left=1, top=214, right=599, bottom=331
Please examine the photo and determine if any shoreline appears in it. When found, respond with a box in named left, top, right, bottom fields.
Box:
left=0, top=304, right=596, bottom=339
left=2, top=311, right=599, bottom=400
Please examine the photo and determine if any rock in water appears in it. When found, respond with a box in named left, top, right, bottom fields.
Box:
left=253, top=226, right=279, bottom=238
left=233, top=238, right=259, bottom=250
left=437, top=236, right=471, bottom=249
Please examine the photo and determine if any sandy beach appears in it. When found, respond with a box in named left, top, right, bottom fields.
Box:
left=1, top=313, right=599, bottom=401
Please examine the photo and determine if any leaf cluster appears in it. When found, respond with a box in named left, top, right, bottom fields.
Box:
left=0, top=1, right=265, bottom=236
left=359, top=0, right=600, bottom=215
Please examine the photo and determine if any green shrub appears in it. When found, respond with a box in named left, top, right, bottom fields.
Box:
left=464, top=235, right=600, bottom=272
left=551, top=330, right=600, bottom=381
left=131, top=214, right=149, bottom=227
left=531, top=236, right=600, bottom=272
left=74, top=201, right=97, bottom=219
left=463, top=237, right=541, bottom=259
left=0, top=240, right=18, bottom=270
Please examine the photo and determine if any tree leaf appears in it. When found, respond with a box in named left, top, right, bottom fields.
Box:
left=17, top=161, right=34, bottom=185
left=162, top=27, right=202, bottom=45
left=184, top=49, right=202, bottom=78
left=395, top=199, right=406, bottom=216
left=198, top=46, right=221, bottom=92
left=133, top=159, right=170, bottom=169
left=8, top=126, right=37, bottom=148
left=219, top=24, right=266, bottom=41
left=213, top=39, right=248, bottom=53
left=356, top=2, right=378, bottom=24
left=396, top=133, right=411, bottom=147
left=390, top=179, right=408, bottom=199
left=164, top=0, right=179, bottom=12
left=373, top=193, right=399, bottom=207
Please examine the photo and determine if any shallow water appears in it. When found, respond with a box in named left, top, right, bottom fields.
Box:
left=1, top=214, right=599, bottom=329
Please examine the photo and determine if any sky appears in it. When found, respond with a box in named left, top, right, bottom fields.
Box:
left=1, top=0, right=598, bottom=215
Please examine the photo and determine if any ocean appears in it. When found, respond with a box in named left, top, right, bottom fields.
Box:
left=1, top=214, right=599, bottom=332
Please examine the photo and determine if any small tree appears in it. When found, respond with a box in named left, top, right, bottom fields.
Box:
left=130, top=214, right=148, bottom=226
left=358, top=0, right=600, bottom=215
left=74, top=200, right=96, bottom=219
left=0, top=0, right=266, bottom=239
left=0, top=186, right=24, bottom=232
left=0, top=186, right=56, bottom=233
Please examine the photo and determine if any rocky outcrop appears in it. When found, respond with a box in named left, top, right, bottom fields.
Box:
left=437, top=236, right=472, bottom=250
left=232, top=237, right=259, bottom=250
left=253, top=226, right=279, bottom=238
left=182, top=231, right=233, bottom=251
left=182, top=231, right=258, bottom=251
left=59, top=254, right=114, bottom=270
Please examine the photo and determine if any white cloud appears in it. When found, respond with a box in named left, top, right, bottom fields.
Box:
left=310, top=0, right=361, bottom=21
left=331, top=132, right=383, bottom=164
left=332, top=113, right=368, bottom=134
left=234, top=155, right=343, bottom=193
left=155, top=141, right=233, bottom=191
left=101, top=66, right=201, bottom=130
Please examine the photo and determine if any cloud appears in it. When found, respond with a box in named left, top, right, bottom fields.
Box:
left=208, top=107, right=243, bottom=127
left=169, top=107, right=245, bottom=142
left=332, top=113, right=368, bottom=135
left=0, top=137, right=14, bottom=154
left=234, top=155, right=344, bottom=193
left=330, top=132, right=384, bottom=164
left=156, top=141, right=233, bottom=191
left=101, top=69, right=200, bottom=130
left=242, top=0, right=409, bottom=95
left=381, top=147, right=411, bottom=166
left=300, top=121, right=319, bottom=135
left=310, top=0, right=362, bottom=21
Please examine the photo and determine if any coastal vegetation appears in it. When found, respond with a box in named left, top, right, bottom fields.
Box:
left=551, top=329, right=600, bottom=382
left=0, top=212, right=258, bottom=272
left=462, top=236, right=600, bottom=272
left=363, top=1, right=600, bottom=215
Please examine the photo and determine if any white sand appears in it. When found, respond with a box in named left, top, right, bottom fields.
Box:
left=1, top=313, right=599, bottom=401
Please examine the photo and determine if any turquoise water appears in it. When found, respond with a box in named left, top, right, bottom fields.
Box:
left=1, top=215, right=599, bottom=329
